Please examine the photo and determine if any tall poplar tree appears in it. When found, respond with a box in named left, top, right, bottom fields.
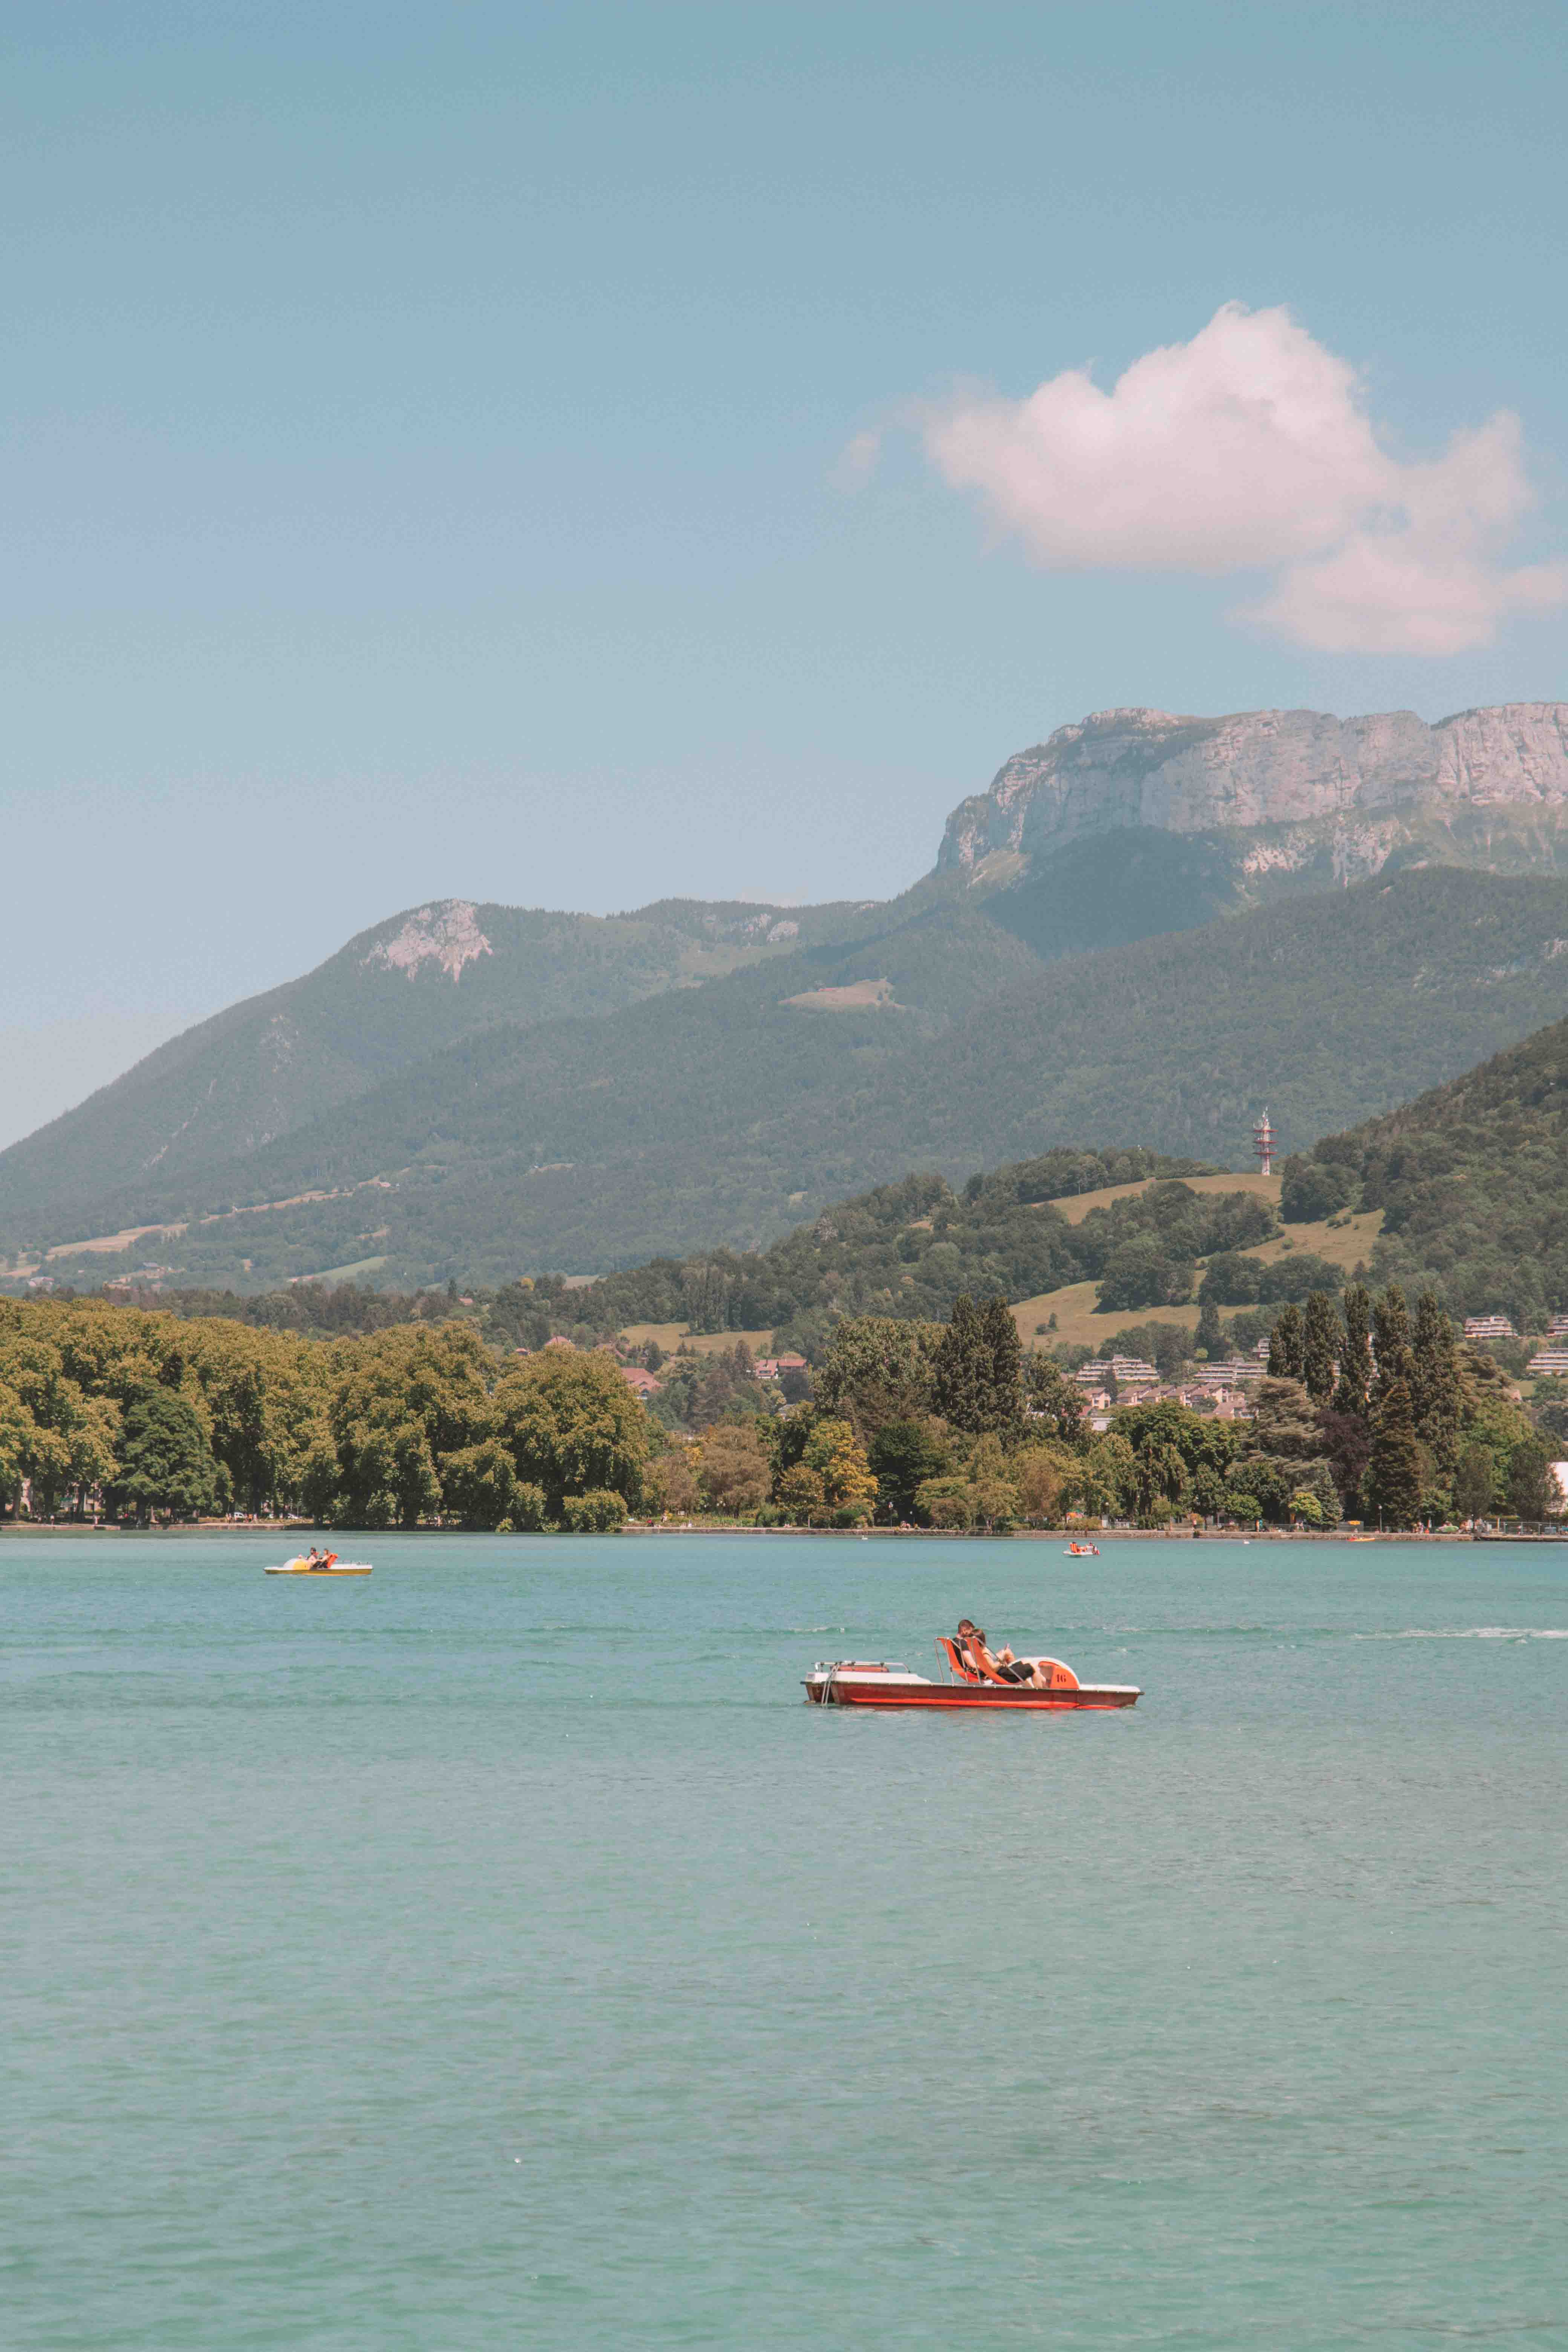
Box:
left=1409, top=1290, right=1461, bottom=1477
left=1333, top=1284, right=1374, bottom=1418
left=1302, top=1289, right=1339, bottom=1404
left=1361, top=1376, right=1424, bottom=1528
left=1268, top=1303, right=1305, bottom=1380
left=1196, top=1298, right=1223, bottom=1360
left=1372, top=1284, right=1413, bottom=1403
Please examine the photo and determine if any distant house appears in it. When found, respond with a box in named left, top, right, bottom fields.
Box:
left=1527, top=1348, right=1568, bottom=1377
left=545, top=1334, right=576, bottom=1349
left=753, top=1359, right=781, bottom=1380
left=775, top=1353, right=807, bottom=1372
left=1550, top=1313, right=1568, bottom=1339
left=620, top=1366, right=663, bottom=1397
left=1075, top=1354, right=1158, bottom=1391
left=1464, top=1314, right=1516, bottom=1341
left=1207, top=1357, right=1265, bottom=1388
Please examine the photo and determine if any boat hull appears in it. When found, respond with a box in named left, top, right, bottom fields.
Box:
left=805, top=1676, right=1138, bottom=1710
left=265, top=1565, right=373, bottom=1576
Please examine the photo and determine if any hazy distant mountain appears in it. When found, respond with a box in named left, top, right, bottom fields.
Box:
left=0, top=893, right=870, bottom=1231
left=10, top=867, right=1568, bottom=1291
left=7, top=701, right=1568, bottom=1291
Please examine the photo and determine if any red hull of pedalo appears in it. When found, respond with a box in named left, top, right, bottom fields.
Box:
left=805, top=1676, right=1138, bottom=1710
left=804, top=1648, right=1140, bottom=1709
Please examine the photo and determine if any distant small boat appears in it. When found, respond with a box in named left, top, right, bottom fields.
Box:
left=1064, top=1540, right=1100, bottom=1556
left=265, top=1553, right=372, bottom=1576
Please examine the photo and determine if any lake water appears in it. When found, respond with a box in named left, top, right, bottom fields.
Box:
left=4, top=1531, right=1566, bottom=2349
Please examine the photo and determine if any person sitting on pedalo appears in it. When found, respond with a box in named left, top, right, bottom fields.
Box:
left=956, top=1618, right=1058, bottom=1688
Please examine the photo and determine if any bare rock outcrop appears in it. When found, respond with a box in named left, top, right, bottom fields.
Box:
left=939, top=703, right=1568, bottom=886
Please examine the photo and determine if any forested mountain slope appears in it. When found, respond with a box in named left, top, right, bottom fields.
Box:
left=12, top=868, right=1568, bottom=1292
left=1286, top=1014, right=1568, bottom=1328
left=0, top=893, right=867, bottom=1229
left=13, top=697, right=1568, bottom=1288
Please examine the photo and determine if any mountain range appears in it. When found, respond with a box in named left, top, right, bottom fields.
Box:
left=6, top=699, right=1568, bottom=1292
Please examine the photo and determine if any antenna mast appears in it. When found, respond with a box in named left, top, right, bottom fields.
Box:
left=1253, top=1108, right=1276, bottom=1178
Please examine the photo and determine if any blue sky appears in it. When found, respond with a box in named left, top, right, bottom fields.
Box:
left=2, top=1, right=1565, bottom=1139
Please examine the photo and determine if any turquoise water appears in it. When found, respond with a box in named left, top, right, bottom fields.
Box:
left=4, top=1533, right=1566, bottom=2349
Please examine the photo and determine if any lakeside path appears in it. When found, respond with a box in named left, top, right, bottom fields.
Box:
left=5, top=1531, right=1566, bottom=2350
left=5, top=1520, right=1537, bottom=1543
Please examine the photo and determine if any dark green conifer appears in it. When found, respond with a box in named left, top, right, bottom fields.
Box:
left=1371, top=1283, right=1413, bottom=1403
left=1302, top=1289, right=1339, bottom=1404
left=1268, top=1303, right=1305, bottom=1380
left=1332, top=1283, right=1374, bottom=1418
left=933, top=1292, right=1024, bottom=1436
left=1409, top=1289, right=1461, bottom=1476
left=1196, top=1297, right=1223, bottom=1360
left=1361, top=1376, right=1424, bottom=1527
left=980, top=1295, right=1025, bottom=1437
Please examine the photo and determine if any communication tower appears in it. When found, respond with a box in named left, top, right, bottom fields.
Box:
left=1253, top=1108, right=1276, bottom=1177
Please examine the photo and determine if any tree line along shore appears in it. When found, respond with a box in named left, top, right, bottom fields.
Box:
left=1, top=1275, right=1553, bottom=1534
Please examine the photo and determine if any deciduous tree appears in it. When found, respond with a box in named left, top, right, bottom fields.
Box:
left=814, top=1316, right=942, bottom=1433
left=1023, top=1353, right=1087, bottom=1443
left=494, top=1348, right=649, bottom=1519
left=694, top=1422, right=772, bottom=1516
left=867, top=1419, right=949, bottom=1522
left=561, top=1490, right=626, bottom=1531
left=441, top=1438, right=522, bottom=1530
left=777, top=1462, right=826, bottom=1520
left=104, top=1384, right=220, bottom=1522
left=801, top=1417, right=878, bottom=1523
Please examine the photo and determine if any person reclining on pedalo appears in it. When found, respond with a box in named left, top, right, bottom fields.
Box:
left=956, top=1619, right=1019, bottom=1681
left=957, top=1618, right=1055, bottom=1687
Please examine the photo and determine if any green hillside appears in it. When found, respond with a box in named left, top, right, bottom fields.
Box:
left=12, top=868, right=1568, bottom=1291
left=0, top=892, right=870, bottom=1232
left=1287, top=1014, right=1568, bottom=1328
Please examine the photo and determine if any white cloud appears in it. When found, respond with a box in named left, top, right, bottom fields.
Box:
left=916, top=303, right=1566, bottom=654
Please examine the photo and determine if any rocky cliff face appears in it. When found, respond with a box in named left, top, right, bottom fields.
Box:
left=939, top=703, right=1568, bottom=888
